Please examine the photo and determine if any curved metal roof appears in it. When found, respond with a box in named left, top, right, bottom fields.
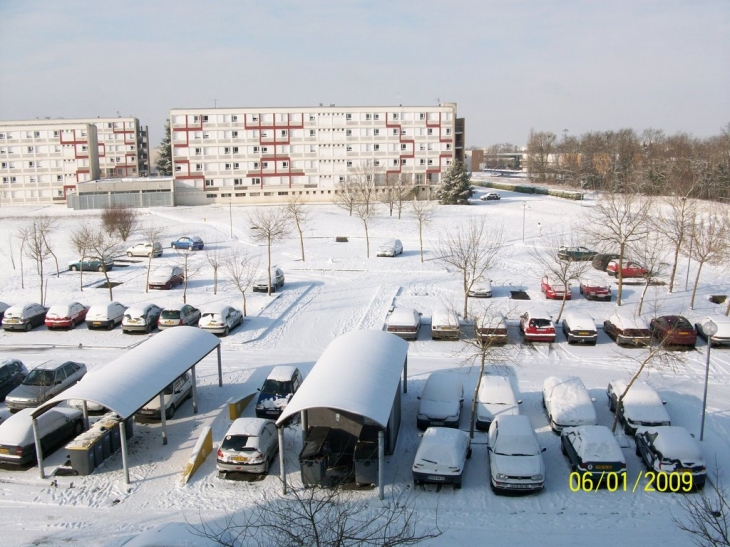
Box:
left=277, top=330, right=408, bottom=428
left=31, top=326, right=220, bottom=420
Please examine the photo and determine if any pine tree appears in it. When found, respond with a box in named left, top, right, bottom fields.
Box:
left=155, top=120, right=172, bottom=176
left=434, top=160, right=471, bottom=204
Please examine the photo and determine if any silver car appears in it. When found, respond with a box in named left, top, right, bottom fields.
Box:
left=376, top=239, right=403, bottom=257
left=253, top=267, right=285, bottom=293
left=217, top=417, right=278, bottom=475
left=198, top=305, right=243, bottom=336
left=5, top=361, right=87, bottom=411
left=126, top=241, right=163, bottom=258
left=137, top=372, right=193, bottom=420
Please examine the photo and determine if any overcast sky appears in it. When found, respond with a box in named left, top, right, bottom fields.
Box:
left=1, top=1, right=728, bottom=149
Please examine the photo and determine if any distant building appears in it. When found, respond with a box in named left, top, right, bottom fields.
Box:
left=0, top=117, right=149, bottom=205
left=169, top=103, right=464, bottom=205
left=68, top=176, right=174, bottom=210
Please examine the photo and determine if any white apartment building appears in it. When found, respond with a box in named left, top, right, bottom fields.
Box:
left=170, top=103, right=464, bottom=205
left=0, top=121, right=100, bottom=204
left=72, top=117, right=150, bottom=178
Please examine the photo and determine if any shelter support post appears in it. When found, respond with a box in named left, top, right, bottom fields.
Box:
left=159, top=393, right=168, bottom=445
left=217, top=346, right=223, bottom=387
left=403, top=356, right=408, bottom=393
left=191, top=366, right=198, bottom=414
left=82, top=401, right=89, bottom=430
left=278, top=426, right=287, bottom=495
left=119, top=420, right=130, bottom=485
left=301, top=410, right=308, bottom=433
left=32, top=418, right=45, bottom=480
left=378, top=429, right=385, bottom=500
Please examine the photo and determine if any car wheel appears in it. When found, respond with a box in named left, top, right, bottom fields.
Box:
left=97, top=266, right=104, bottom=272
left=127, top=252, right=133, bottom=257
left=24, top=322, right=32, bottom=332
left=166, top=404, right=176, bottom=420
left=223, top=326, right=229, bottom=336
left=623, top=421, right=632, bottom=435
left=70, top=265, right=79, bottom=271
left=560, top=441, right=567, bottom=455
left=609, top=397, right=615, bottom=412
left=74, top=419, right=84, bottom=435
left=635, top=443, right=641, bottom=457
left=454, top=478, right=462, bottom=489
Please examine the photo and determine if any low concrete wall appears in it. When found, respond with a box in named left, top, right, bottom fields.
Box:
left=181, top=425, right=213, bottom=484
left=228, top=392, right=257, bottom=421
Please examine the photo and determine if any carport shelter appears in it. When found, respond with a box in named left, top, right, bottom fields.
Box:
left=276, top=329, right=409, bottom=500
left=30, top=326, right=222, bottom=483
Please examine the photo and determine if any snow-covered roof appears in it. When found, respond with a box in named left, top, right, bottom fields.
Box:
left=639, top=426, right=704, bottom=463
left=565, top=425, right=625, bottom=463
left=422, top=372, right=463, bottom=401
left=0, top=407, right=82, bottom=446
left=31, top=327, right=220, bottom=420
left=277, top=330, right=408, bottom=428
left=543, top=376, right=597, bottom=426
left=266, top=365, right=299, bottom=382
left=478, top=375, right=518, bottom=405
left=226, top=417, right=271, bottom=437
left=611, top=380, right=670, bottom=424
left=609, top=313, right=650, bottom=330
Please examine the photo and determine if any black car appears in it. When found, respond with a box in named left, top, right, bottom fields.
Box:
left=635, top=426, right=706, bottom=490
left=0, top=359, right=28, bottom=401
left=255, top=366, right=303, bottom=419
left=560, top=425, right=626, bottom=484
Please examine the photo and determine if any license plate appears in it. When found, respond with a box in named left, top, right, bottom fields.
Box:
left=594, top=465, right=612, bottom=470
left=427, top=475, right=446, bottom=481
left=93, top=321, right=102, bottom=326
left=232, top=456, right=248, bottom=463
left=578, top=331, right=591, bottom=336
left=5, top=319, right=18, bottom=324
left=430, top=421, right=444, bottom=426
left=0, top=448, right=9, bottom=454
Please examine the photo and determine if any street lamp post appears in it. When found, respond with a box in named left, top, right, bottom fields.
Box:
left=522, top=202, right=526, bottom=242
left=229, top=199, right=233, bottom=239
left=700, top=318, right=718, bottom=441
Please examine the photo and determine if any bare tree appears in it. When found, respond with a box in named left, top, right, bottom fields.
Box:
left=223, top=246, right=259, bottom=316
left=192, top=481, right=441, bottom=547
left=380, top=174, right=415, bottom=218
left=686, top=207, right=728, bottom=310
left=205, top=245, right=224, bottom=296
left=629, top=230, right=669, bottom=315
left=435, top=218, right=504, bottom=318
left=139, top=224, right=165, bottom=294
left=528, top=233, right=592, bottom=322
left=69, top=223, right=94, bottom=291
left=334, top=179, right=358, bottom=217
left=86, top=230, right=125, bottom=301
left=286, top=194, right=310, bottom=262
left=249, top=207, right=290, bottom=296
left=674, top=470, right=730, bottom=547
left=655, top=192, right=697, bottom=293
left=18, top=217, right=57, bottom=305
left=354, top=197, right=378, bottom=259
left=173, top=246, right=203, bottom=304
left=409, top=197, right=436, bottom=263
left=101, top=205, right=139, bottom=242
left=582, top=183, right=653, bottom=305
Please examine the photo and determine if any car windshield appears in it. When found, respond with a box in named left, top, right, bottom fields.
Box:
left=221, top=434, right=256, bottom=452
left=261, top=379, right=292, bottom=395
left=162, top=381, right=178, bottom=395
left=494, top=435, right=539, bottom=456
left=161, top=310, right=181, bottom=319
left=24, top=369, right=55, bottom=386
left=530, top=319, right=551, bottom=328
left=201, top=313, right=219, bottom=321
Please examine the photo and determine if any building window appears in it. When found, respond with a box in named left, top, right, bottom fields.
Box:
left=57, top=175, right=63, bottom=181
left=262, top=162, right=269, bottom=168
left=282, top=161, right=288, bottom=168
left=221, top=193, right=231, bottom=197
left=53, top=131, right=59, bottom=137
left=236, top=192, right=245, bottom=197
left=261, top=147, right=268, bottom=153
left=374, top=114, right=380, bottom=120
left=224, top=147, right=230, bottom=154
left=1, top=162, right=6, bottom=168
left=420, top=144, right=426, bottom=151
left=346, top=145, right=352, bottom=151
left=419, top=113, right=426, bottom=120
left=309, top=115, right=315, bottom=121
left=374, top=160, right=380, bottom=167
left=401, top=159, right=407, bottom=165
left=427, top=128, right=433, bottom=136
left=233, top=162, right=240, bottom=169
left=252, top=177, right=261, bottom=185
left=253, top=162, right=260, bottom=169
left=193, top=116, right=200, bottom=123
left=234, top=178, right=243, bottom=185
left=252, top=115, right=259, bottom=122
left=205, top=179, right=214, bottom=187
left=28, top=161, right=35, bottom=168
left=225, top=163, right=232, bottom=170
left=194, top=148, right=202, bottom=155
left=232, top=146, right=239, bottom=153
left=203, top=133, right=210, bottom=139
left=175, top=165, right=181, bottom=171
left=392, top=129, right=398, bottom=136
left=261, top=131, right=268, bottom=138
left=446, top=128, right=452, bottom=135
left=420, top=159, right=425, bottom=165
left=346, top=114, right=352, bottom=120
left=309, top=130, right=316, bottom=136
left=374, top=144, right=380, bottom=151
left=206, top=193, right=216, bottom=198
left=339, top=176, right=345, bottom=182
left=346, top=129, right=352, bottom=136
left=393, top=113, right=399, bottom=120
left=401, top=144, right=407, bottom=150
left=347, top=161, right=352, bottom=167
left=231, top=115, right=238, bottom=122
left=202, top=115, right=209, bottom=122
left=373, top=129, right=380, bottom=136
left=280, top=130, right=287, bottom=137
left=253, top=146, right=259, bottom=153
left=365, top=113, right=372, bottom=120
left=428, top=159, right=433, bottom=165
left=278, top=191, right=288, bottom=196
left=446, top=144, right=452, bottom=150
left=393, top=159, right=398, bottom=166
left=232, top=131, right=239, bottom=138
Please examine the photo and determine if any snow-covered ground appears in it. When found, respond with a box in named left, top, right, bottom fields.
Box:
left=0, top=179, right=728, bottom=546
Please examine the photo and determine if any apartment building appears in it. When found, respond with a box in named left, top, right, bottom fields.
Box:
left=72, top=117, right=150, bottom=178
left=170, top=103, right=464, bottom=205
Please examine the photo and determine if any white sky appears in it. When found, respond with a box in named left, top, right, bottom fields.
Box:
left=0, top=0, right=728, bottom=148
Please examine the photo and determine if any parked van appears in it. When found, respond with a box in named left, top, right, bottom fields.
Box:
left=607, top=380, right=670, bottom=435
left=85, top=301, right=127, bottom=330
left=431, top=307, right=460, bottom=340
left=561, top=311, right=598, bottom=345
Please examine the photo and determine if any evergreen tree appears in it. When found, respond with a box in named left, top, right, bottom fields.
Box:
left=155, top=120, right=172, bottom=176
left=434, top=160, right=471, bottom=204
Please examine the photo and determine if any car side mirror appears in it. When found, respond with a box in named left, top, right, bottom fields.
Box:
left=55, top=380, right=63, bottom=385
left=541, top=447, right=547, bottom=453
left=416, top=395, right=421, bottom=400
left=662, top=401, right=667, bottom=405
left=517, top=400, right=523, bottom=405
left=591, top=397, right=597, bottom=403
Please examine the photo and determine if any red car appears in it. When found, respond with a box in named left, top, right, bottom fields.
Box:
left=519, top=310, right=556, bottom=342
left=541, top=275, right=571, bottom=300
left=44, top=302, right=89, bottom=329
left=578, top=278, right=612, bottom=301
left=650, top=315, right=697, bottom=348
left=606, top=260, right=648, bottom=278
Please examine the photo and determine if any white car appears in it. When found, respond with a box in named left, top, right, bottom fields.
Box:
left=695, top=315, right=730, bottom=347
left=542, top=376, right=597, bottom=432
left=385, top=307, right=421, bottom=340
left=137, top=373, right=193, bottom=420
left=217, top=417, right=278, bottom=476
left=126, top=241, right=163, bottom=258
left=561, top=311, right=598, bottom=345
left=430, top=307, right=460, bottom=340
left=635, top=426, right=706, bottom=490
left=85, top=301, right=127, bottom=330
left=417, top=372, right=464, bottom=429
left=376, top=239, right=403, bottom=257
left=198, top=305, right=243, bottom=336
left=487, top=415, right=546, bottom=494
left=412, top=427, right=471, bottom=489
left=468, top=276, right=493, bottom=298
left=252, top=267, right=285, bottom=293
left=476, top=375, right=522, bottom=431
left=607, top=380, right=670, bottom=435
left=122, top=303, right=162, bottom=334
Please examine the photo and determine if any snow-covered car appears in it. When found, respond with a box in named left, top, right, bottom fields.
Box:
left=137, top=372, right=193, bottom=420
left=578, top=278, right=612, bottom=301
left=635, top=426, right=706, bottom=490
left=1, top=302, right=47, bottom=332
left=412, top=427, right=471, bottom=489
left=0, top=359, right=28, bottom=401
left=650, top=315, right=696, bottom=348
left=44, top=301, right=89, bottom=330
left=603, top=313, right=651, bottom=347
left=543, top=376, right=597, bottom=432
left=430, top=307, right=460, bottom=340
left=67, top=256, right=114, bottom=272
left=385, top=307, right=421, bottom=340
left=376, top=239, right=403, bottom=257
left=252, top=266, right=285, bottom=293
left=122, top=303, right=162, bottom=334
left=695, top=315, right=730, bottom=347
left=475, top=313, right=508, bottom=344
left=198, top=305, right=243, bottom=336
left=170, top=236, right=204, bottom=251
left=606, top=260, right=648, bottom=278
left=148, top=265, right=184, bottom=290
left=541, top=275, right=571, bottom=300
left=217, top=417, right=278, bottom=476
left=417, top=372, right=464, bottom=429
left=480, top=192, right=501, bottom=201
left=255, top=366, right=303, bottom=419
left=561, top=311, right=598, bottom=345
left=560, top=425, right=626, bottom=482
left=85, top=301, right=127, bottom=330
left=607, top=380, right=670, bottom=435
left=0, top=407, right=84, bottom=466
left=519, top=309, right=555, bottom=342
left=126, top=241, right=163, bottom=258
left=157, top=303, right=201, bottom=330
left=487, top=415, right=546, bottom=494
left=476, top=375, right=522, bottom=431
left=468, top=277, right=493, bottom=298
left=5, top=361, right=87, bottom=411
left=557, top=246, right=597, bottom=261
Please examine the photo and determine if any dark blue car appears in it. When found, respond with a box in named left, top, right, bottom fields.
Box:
left=171, top=236, right=204, bottom=251
left=255, top=366, right=303, bottom=419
